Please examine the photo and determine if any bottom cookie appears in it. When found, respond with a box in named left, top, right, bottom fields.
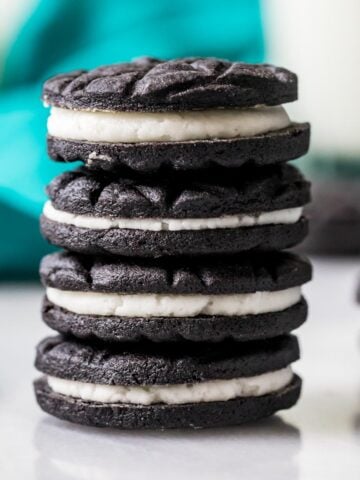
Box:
left=34, top=375, right=301, bottom=429
left=42, top=297, right=308, bottom=343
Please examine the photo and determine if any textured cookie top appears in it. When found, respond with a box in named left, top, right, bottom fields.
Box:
left=40, top=251, right=312, bottom=294
left=35, top=334, right=299, bottom=385
left=42, top=57, right=297, bottom=112
left=47, top=164, right=310, bottom=219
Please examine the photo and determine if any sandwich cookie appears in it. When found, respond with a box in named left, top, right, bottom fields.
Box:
left=34, top=334, right=301, bottom=429
left=40, top=250, right=312, bottom=343
left=40, top=164, right=310, bottom=257
left=43, top=57, right=310, bottom=172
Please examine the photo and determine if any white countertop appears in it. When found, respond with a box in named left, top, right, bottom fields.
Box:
left=0, top=256, right=359, bottom=480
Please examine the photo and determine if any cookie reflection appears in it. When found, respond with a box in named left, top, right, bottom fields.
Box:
left=34, top=415, right=300, bottom=480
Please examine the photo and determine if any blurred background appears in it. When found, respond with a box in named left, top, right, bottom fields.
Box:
left=0, top=0, right=359, bottom=280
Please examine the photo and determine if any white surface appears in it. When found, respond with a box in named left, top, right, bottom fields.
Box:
left=44, top=201, right=303, bottom=231
left=47, top=105, right=290, bottom=143
left=46, top=286, right=301, bottom=317
left=0, top=257, right=360, bottom=479
left=48, top=367, right=293, bottom=405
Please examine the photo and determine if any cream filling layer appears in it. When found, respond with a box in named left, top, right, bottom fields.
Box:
left=47, top=105, right=291, bottom=143
left=43, top=201, right=303, bottom=232
left=46, top=286, right=301, bottom=318
left=47, top=366, right=293, bottom=405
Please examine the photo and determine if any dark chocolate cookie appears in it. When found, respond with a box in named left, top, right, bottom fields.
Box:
left=41, top=164, right=310, bottom=257
left=34, top=375, right=301, bottom=429
left=40, top=252, right=310, bottom=343
left=34, top=335, right=300, bottom=428
left=41, top=216, right=309, bottom=257
left=35, top=334, right=299, bottom=384
left=47, top=123, right=310, bottom=173
left=42, top=295, right=308, bottom=343
left=42, top=57, right=298, bottom=112
left=46, top=164, right=310, bottom=219
left=40, top=250, right=312, bottom=294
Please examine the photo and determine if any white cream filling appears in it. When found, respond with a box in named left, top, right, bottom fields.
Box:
left=46, top=286, right=301, bottom=318
left=47, top=105, right=291, bottom=143
left=43, top=201, right=303, bottom=232
left=47, top=366, right=293, bottom=405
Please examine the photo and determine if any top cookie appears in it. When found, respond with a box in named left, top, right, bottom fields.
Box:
left=43, top=57, right=297, bottom=112
left=40, top=250, right=312, bottom=295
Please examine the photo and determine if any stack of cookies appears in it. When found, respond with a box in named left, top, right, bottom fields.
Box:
left=34, top=57, right=312, bottom=429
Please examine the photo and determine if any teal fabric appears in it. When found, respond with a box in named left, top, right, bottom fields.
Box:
left=0, top=0, right=264, bottom=279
